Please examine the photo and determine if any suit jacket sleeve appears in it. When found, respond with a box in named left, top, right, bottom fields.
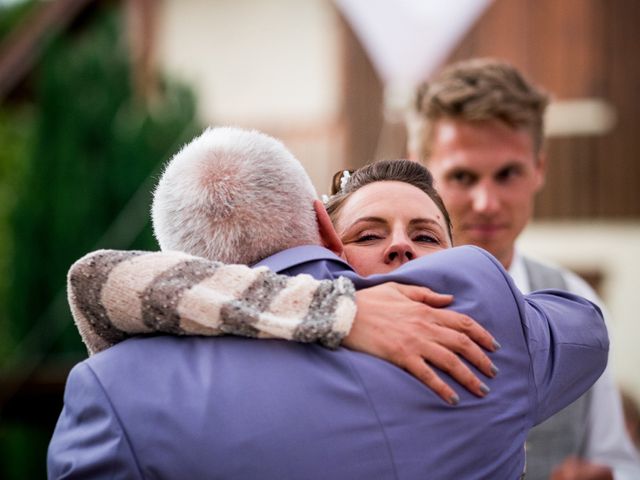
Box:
left=353, top=246, right=609, bottom=423
left=68, top=250, right=356, bottom=355
left=47, top=362, right=143, bottom=479
left=519, top=289, right=609, bottom=424
left=468, top=248, right=609, bottom=423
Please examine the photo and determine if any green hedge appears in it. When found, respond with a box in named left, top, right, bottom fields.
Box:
left=8, top=9, right=200, bottom=356
left=1, top=6, right=201, bottom=478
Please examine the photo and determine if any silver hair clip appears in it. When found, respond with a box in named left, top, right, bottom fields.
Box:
left=339, top=170, right=351, bottom=191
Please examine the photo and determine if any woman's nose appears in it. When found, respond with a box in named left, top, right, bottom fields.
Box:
left=384, top=238, right=416, bottom=265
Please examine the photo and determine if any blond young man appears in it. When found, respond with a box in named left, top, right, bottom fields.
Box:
left=409, top=58, right=640, bottom=480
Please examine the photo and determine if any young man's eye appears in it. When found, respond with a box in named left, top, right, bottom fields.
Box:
left=496, top=166, right=522, bottom=183
left=450, top=171, right=476, bottom=186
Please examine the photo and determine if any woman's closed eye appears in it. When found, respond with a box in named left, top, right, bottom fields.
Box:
left=413, top=232, right=441, bottom=244
left=354, top=232, right=384, bottom=243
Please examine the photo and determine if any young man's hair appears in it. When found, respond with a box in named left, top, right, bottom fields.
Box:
left=408, top=58, right=550, bottom=160
left=152, top=127, right=320, bottom=265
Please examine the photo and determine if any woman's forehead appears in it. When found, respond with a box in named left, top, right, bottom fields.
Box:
left=337, top=181, right=446, bottom=228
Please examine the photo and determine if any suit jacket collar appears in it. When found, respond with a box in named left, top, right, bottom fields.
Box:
left=253, top=245, right=352, bottom=274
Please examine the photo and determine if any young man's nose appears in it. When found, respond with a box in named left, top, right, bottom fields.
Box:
left=471, top=183, right=500, bottom=214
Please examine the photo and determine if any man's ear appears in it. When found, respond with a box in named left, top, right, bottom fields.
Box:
left=534, top=152, right=547, bottom=191
left=313, top=200, right=343, bottom=256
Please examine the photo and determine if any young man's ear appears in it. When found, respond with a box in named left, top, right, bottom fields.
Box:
left=313, top=200, right=343, bottom=256
left=534, top=151, right=547, bottom=192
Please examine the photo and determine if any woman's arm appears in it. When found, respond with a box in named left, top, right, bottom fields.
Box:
left=69, top=248, right=498, bottom=404
left=68, top=249, right=355, bottom=355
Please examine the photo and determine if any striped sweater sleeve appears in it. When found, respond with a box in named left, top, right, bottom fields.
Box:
left=67, top=250, right=356, bottom=355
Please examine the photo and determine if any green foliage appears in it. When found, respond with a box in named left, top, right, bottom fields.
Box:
left=7, top=9, right=201, bottom=358
left=0, top=0, right=36, bottom=42
left=2, top=6, right=201, bottom=479
left=0, top=106, right=33, bottom=362
left=0, top=1, right=36, bottom=362
left=0, top=423, right=49, bottom=479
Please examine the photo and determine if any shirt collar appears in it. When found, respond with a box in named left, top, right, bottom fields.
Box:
left=508, top=250, right=531, bottom=293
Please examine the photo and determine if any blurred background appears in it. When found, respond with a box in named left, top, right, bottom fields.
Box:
left=0, top=0, right=638, bottom=477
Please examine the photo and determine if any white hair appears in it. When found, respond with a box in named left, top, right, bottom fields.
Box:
left=152, top=127, right=320, bottom=264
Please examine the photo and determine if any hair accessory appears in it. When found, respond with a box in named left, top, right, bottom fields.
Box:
left=339, top=170, right=351, bottom=191
left=330, top=168, right=355, bottom=195
left=321, top=194, right=330, bottom=204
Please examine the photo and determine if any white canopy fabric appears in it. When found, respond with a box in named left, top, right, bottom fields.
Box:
left=334, top=0, right=493, bottom=91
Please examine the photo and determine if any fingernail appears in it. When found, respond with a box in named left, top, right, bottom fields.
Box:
left=449, top=394, right=460, bottom=406
left=490, top=363, right=500, bottom=376
left=492, top=339, right=502, bottom=350
left=480, top=383, right=491, bottom=395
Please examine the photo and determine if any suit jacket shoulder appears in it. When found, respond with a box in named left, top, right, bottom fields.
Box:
left=47, top=360, right=144, bottom=479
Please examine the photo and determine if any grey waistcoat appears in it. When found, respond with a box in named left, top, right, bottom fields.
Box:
left=522, top=256, right=593, bottom=480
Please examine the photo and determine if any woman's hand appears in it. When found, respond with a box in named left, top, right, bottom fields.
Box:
left=343, top=282, right=500, bottom=405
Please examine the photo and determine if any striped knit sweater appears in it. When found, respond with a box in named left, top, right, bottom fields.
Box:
left=68, top=250, right=357, bottom=355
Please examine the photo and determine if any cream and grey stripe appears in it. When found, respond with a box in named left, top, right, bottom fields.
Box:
left=175, top=264, right=264, bottom=335
left=67, top=249, right=356, bottom=355
left=141, top=258, right=222, bottom=334
left=68, top=250, right=143, bottom=348
left=218, top=269, right=289, bottom=338
left=294, top=278, right=347, bottom=348
left=101, top=251, right=190, bottom=333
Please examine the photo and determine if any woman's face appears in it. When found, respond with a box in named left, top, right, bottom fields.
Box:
left=334, top=181, right=452, bottom=276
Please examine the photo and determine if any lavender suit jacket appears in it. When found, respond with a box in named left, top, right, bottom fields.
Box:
left=48, top=246, right=608, bottom=479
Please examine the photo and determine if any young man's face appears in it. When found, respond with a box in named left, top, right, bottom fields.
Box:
left=425, top=118, right=546, bottom=269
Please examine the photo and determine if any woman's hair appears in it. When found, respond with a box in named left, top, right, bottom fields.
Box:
left=325, top=159, right=453, bottom=241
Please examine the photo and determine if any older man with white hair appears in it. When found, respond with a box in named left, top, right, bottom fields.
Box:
left=49, top=127, right=608, bottom=479
left=152, top=127, right=323, bottom=265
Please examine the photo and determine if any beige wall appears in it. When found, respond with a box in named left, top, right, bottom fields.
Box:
left=156, top=0, right=342, bottom=192
left=158, top=0, right=339, bottom=124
